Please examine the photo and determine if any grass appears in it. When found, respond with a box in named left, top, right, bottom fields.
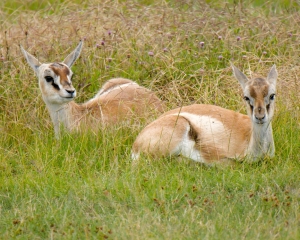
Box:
left=0, top=0, right=300, bottom=239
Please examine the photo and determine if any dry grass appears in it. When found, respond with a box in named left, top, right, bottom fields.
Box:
left=1, top=1, right=300, bottom=109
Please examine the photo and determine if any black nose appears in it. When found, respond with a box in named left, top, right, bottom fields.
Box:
left=66, top=89, right=75, bottom=94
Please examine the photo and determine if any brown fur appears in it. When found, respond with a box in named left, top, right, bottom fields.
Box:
left=249, top=78, right=270, bottom=119
left=132, top=65, right=277, bottom=164
left=132, top=115, right=191, bottom=157
left=20, top=42, right=166, bottom=136
left=133, top=104, right=251, bottom=163
left=99, top=78, right=137, bottom=94
left=165, top=104, right=251, bottom=162
left=132, top=65, right=278, bottom=164
left=64, top=79, right=165, bottom=132
left=50, top=64, right=70, bottom=81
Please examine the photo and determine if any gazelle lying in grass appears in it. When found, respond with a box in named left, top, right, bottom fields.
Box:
left=21, top=41, right=165, bottom=137
left=132, top=65, right=277, bottom=164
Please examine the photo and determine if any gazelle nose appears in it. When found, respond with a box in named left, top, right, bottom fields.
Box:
left=255, top=114, right=265, bottom=120
left=66, top=89, right=75, bottom=94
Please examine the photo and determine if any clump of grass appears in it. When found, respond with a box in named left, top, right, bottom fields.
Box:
left=0, top=0, right=300, bottom=239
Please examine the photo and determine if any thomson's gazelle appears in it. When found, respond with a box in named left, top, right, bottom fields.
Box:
left=21, top=41, right=165, bottom=137
left=132, top=65, right=277, bottom=164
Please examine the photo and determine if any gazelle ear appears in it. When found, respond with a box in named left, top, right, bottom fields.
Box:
left=20, top=45, right=41, bottom=74
left=231, top=64, right=249, bottom=89
left=267, top=65, right=277, bottom=86
left=63, top=40, right=83, bottom=67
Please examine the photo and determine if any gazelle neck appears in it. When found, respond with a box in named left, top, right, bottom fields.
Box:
left=45, top=101, right=75, bottom=138
left=248, top=121, right=275, bottom=160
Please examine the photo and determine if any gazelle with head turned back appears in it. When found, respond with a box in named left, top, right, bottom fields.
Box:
left=132, top=65, right=277, bottom=164
left=21, top=41, right=165, bottom=137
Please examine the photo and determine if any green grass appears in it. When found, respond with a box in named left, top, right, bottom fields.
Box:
left=0, top=0, right=300, bottom=239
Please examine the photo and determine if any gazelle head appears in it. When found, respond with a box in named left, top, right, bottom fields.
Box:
left=232, top=65, right=277, bottom=125
left=20, top=41, right=83, bottom=106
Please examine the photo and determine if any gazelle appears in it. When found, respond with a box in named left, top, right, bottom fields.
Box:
left=132, top=65, right=277, bottom=164
left=21, top=41, right=165, bottom=137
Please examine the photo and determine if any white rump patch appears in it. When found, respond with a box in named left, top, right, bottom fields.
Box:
left=178, top=112, right=227, bottom=137
left=179, top=129, right=203, bottom=162
left=171, top=112, right=229, bottom=163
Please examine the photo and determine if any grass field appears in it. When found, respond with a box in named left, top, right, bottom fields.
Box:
left=0, top=0, right=300, bottom=239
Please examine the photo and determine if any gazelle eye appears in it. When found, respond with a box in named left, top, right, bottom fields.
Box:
left=269, top=94, right=275, bottom=100
left=243, top=96, right=250, bottom=101
left=45, top=76, right=54, bottom=82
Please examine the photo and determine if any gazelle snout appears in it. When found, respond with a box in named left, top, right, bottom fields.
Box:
left=63, top=82, right=76, bottom=97
left=65, top=88, right=76, bottom=98
left=254, top=114, right=266, bottom=124
left=254, top=104, right=266, bottom=123
left=57, top=83, right=76, bottom=100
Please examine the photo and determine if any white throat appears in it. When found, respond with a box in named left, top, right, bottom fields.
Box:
left=248, top=121, right=275, bottom=160
left=45, top=100, right=71, bottom=138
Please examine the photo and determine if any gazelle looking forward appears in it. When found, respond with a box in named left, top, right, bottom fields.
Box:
left=132, top=65, right=277, bottom=164
left=21, top=41, right=165, bottom=137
